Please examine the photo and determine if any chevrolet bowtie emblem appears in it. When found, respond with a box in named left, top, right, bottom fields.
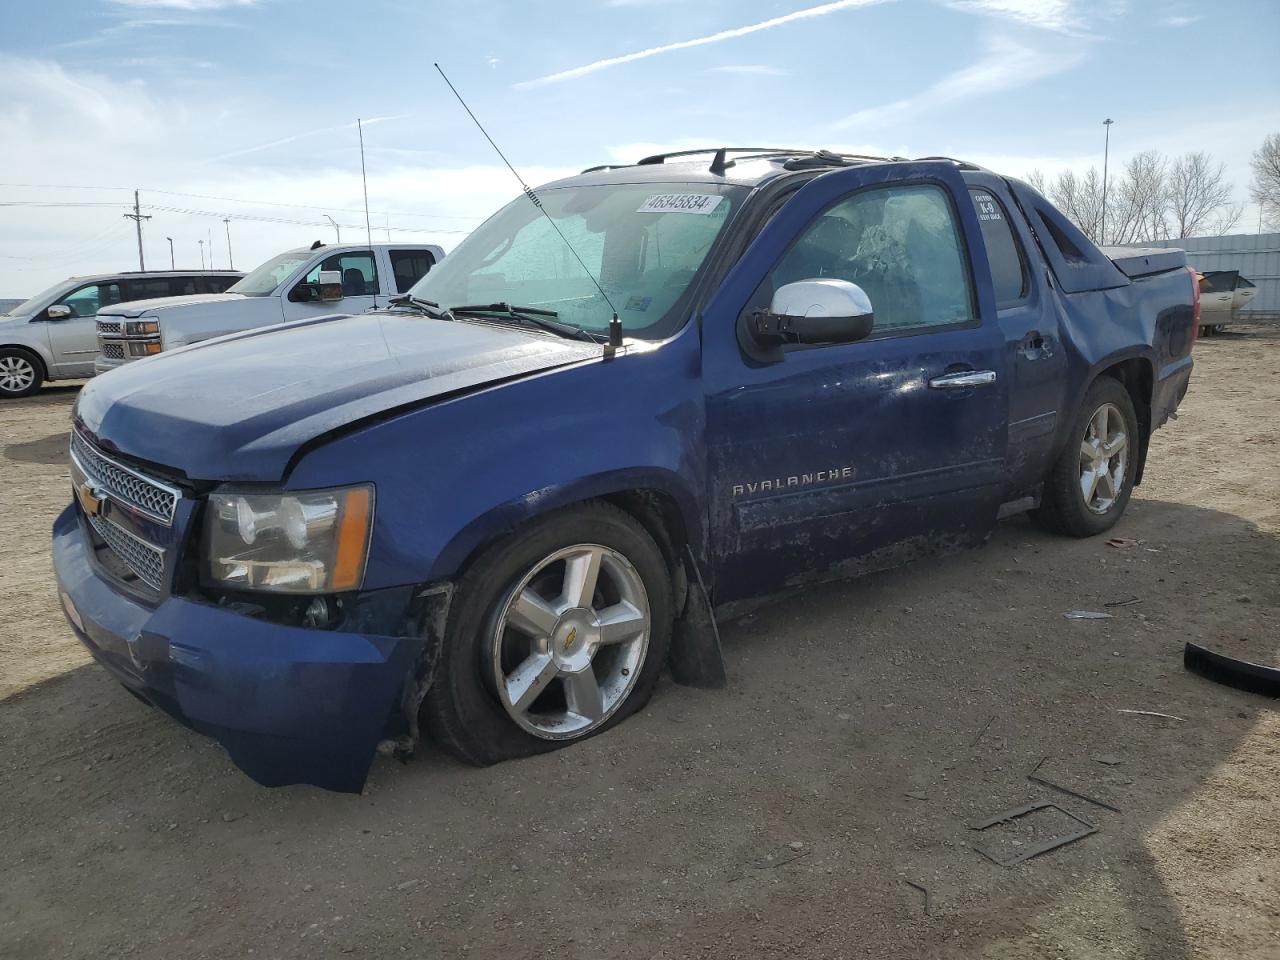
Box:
left=563, top=627, right=577, bottom=652
left=77, top=481, right=106, bottom=517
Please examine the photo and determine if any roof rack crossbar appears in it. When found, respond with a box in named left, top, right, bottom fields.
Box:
left=913, top=156, right=984, bottom=171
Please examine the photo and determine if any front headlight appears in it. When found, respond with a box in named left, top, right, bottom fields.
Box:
left=203, top=485, right=374, bottom=594
left=124, top=319, right=160, bottom=337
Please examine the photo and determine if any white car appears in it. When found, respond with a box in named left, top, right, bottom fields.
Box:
left=0, top=270, right=241, bottom=398
left=95, top=242, right=443, bottom=372
left=1196, top=270, right=1257, bottom=336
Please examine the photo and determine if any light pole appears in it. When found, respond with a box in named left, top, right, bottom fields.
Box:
left=223, top=218, right=234, bottom=269
left=324, top=214, right=341, bottom=243
left=166, top=237, right=175, bottom=270
left=198, top=239, right=205, bottom=270
left=1100, top=118, right=1114, bottom=245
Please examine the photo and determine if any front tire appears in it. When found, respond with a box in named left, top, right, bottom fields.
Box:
left=423, top=502, right=672, bottom=766
left=1035, top=376, right=1139, bottom=537
left=0, top=348, right=43, bottom=399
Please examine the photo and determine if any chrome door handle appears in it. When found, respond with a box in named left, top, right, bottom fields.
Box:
left=928, top=370, right=997, bottom=389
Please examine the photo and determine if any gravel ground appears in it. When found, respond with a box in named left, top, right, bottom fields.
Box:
left=0, top=327, right=1277, bottom=959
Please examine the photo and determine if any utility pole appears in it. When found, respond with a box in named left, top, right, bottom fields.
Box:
left=166, top=237, right=175, bottom=270
left=324, top=214, right=341, bottom=242
left=207, top=227, right=214, bottom=269
left=1100, top=118, right=1114, bottom=245
left=223, top=218, right=234, bottom=269
left=198, top=239, right=205, bottom=270
left=123, top=189, right=152, bottom=271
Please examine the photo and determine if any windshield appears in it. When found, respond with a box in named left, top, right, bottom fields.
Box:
left=410, top=181, right=745, bottom=340
left=3, top=280, right=74, bottom=317
left=227, top=251, right=312, bottom=297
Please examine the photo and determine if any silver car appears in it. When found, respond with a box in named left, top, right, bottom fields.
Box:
left=0, top=270, right=242, bottom=398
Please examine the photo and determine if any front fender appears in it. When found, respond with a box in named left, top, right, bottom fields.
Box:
left=286, top=323, right=708, bottom=590
left=427, top=466, right=703, bottom=581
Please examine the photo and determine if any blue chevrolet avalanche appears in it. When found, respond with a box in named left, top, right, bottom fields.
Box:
left=53, top=150, right=1198, bottom=791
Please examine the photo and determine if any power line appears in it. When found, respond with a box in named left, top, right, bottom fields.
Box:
left=141, top=203, right=471, bottom=235
left=0, top=182, right=486, bottom=221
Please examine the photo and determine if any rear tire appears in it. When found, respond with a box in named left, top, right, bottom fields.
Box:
left=422, top=501, right=672, bottom=766
left=1035, top=376, right=1139, bottom=538
left=0, top=348, right=43, bottom=399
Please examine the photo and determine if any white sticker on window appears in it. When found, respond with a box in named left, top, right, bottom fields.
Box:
left=972, top=192, right=1003, bottom=222
left=637, top=194, right=724, bottom=215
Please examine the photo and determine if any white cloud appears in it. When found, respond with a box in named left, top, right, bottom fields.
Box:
left=203, top=115, right=409, bottom=164
left=833, top=33, right=1089, bottom=130
left=940, top=0, right=1079, bottom=31
left=1162, top=14, right=1202, bottom=26
left=108, top=0, right=257, bottom=9
left=0, top=55, right=561, bottom=295
left=515, top=0, right=893, bottom=88
left=707, top=64, right=790, bottom=76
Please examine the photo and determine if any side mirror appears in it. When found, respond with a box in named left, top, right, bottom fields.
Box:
left=751, top=279, right=874, bottom=347
left=316, top=269, right=344, bottom=303
left=46, top=304, right=72, bottom=320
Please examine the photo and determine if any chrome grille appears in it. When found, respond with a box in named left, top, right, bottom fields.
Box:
left=97, top=320, right=122, bottom=335
left=87, top=511, right=166, bottom=591
left=70, top=431, right=179, bottom=525
left=100, top=342, right=125, bottom=360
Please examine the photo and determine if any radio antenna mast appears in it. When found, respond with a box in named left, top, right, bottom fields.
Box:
left=433, top=62, right=623, bottom=351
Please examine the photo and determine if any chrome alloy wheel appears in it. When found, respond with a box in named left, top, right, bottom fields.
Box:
left=491, top=544, right=650, bottom=740
left=1079, top=402, right=1129, bottom=514
left=0, top=355, right=36, bottom=394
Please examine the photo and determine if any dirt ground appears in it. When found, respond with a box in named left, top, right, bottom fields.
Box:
left=1, top=327, right=1277, bottom=960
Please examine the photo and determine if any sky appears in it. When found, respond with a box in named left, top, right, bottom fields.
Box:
left=1, top=0, right=1278, bottom=296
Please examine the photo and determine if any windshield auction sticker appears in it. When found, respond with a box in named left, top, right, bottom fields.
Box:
left=637, top=194, right=724, bottom=215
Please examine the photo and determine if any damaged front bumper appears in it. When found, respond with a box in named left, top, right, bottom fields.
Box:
left=52, top=505, right=445, bottom=793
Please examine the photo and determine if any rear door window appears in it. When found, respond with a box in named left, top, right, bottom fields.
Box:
left=969, top=189, right=1028, bottom=307
left=201, top=275, right=240, bottom=293
left=389, top=249, right=436, bottom=293
left=124, top=278, right=176, bottom=301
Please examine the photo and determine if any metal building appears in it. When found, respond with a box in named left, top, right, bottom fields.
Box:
left=1114, top=233, right=1280, bottom=318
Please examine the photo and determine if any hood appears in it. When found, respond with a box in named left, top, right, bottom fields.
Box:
left=99, top=293, right=246, bottom=318
left=76, top=312, right=600, bottom=481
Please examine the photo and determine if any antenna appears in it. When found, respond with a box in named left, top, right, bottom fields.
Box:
left=357, top=118, right=374, bottom=249
left=433, top=62, right=623, bottom=351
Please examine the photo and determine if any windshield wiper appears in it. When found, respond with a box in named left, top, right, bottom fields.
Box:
left=448, top=302, right=602, bottom=342
left=387, top=294, right=454, bottom=320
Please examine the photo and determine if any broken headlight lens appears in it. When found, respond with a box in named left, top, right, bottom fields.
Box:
left=203, top=485, right=374, bottom=594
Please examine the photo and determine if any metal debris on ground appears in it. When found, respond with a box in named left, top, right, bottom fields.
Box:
left=1106, top=537, right=1140, bottom=548
left=1104, top=596, right=1142, bottom=607
left=1117, top=709, right=1186, bottom=722
left=1064, top=610, right=1113, bottom=620
left=1026, top=756, right=1122, bottom=813
left=969, top=800, right=1099, bottom=867
left=904, top=879, right=930, bottom=916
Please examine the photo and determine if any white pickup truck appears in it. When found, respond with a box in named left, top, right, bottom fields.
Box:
left=95, top=242, right=444, bottom=372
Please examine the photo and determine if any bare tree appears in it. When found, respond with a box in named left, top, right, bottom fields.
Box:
left=1037, top=148, right=1243, bottom=243
left=1025, top=169, right=1048, bottom=194
left=1167, top=152, right=1237, bottom=238
left=1108, top=151, right=1168, bottom=244
left=1046, top=168, right=1105, bottom=242
left=1249, top=133, right=1280, bottom=229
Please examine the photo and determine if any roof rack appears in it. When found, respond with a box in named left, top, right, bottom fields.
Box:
left=578, top=149, right=982, bottom=177
left=581, top=147, right=905, bottom=176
